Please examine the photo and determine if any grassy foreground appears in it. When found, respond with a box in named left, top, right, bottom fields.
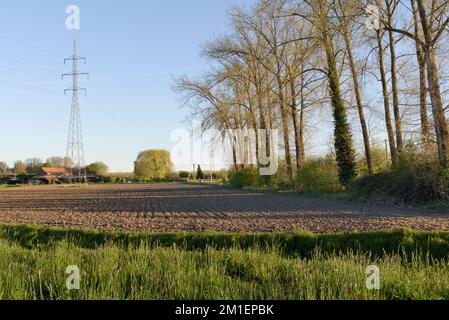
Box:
left=0, top=225, right=449, bottom=300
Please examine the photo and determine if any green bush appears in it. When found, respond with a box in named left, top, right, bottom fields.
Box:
left=178, top=171, right=190, bottom=179
left=295, top=155, right=343, bottom=193
left=166, top=172, right=180, bottom=181
left=117, top=178, right=125, bottom=184
left=228, top=161, right=291, bottom=191
left=357, top=145, right=389, bottom=176
left=229, top=168, right=259, bottom=188
left=258, top=160, right=292, bottom=190
left=350, top=148, right=447, bottom=204
left=101, top=176, right=117, bottom=184
left=216, top=170, right=230, bottom=183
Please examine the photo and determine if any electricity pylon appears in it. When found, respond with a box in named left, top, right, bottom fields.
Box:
left=62, top=38, right=88, bottom=182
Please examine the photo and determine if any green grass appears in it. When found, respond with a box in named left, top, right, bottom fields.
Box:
left=1, top=225, right=449, bottom=300
left=0, top=184, right=16, bottom=189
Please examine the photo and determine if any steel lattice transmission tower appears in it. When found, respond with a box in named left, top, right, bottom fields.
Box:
left=62, top=38, right=89, bottom=181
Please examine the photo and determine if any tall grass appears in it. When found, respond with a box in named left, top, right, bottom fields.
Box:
left=0, top=225, right=449, bottom=300
left=1, top=239, right=449, bottom=300
left=3, top=225, right=449, bottom=261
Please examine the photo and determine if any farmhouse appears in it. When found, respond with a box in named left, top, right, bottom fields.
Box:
left=30, top=167, right=71, bottom=184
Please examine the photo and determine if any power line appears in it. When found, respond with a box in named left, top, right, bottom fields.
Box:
left=0, top=79, right=60, bottom=94
left=0, top=55, right=59, bottom=76
left=86, top=97, right=157, bottom=145
left=88, top=79, right=166, bottom=140
left=0, top=34, right=61, bottom=59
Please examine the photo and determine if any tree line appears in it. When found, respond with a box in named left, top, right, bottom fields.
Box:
left=174, top=0, right=449, bottom=188
left=0, top=157, right=109, bottom=177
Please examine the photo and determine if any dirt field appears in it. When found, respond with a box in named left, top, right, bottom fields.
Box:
left=0, top=183, right=449, bottom=233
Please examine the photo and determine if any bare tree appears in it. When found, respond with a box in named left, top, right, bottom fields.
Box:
left=334, top=0, right=374, bottom=173
left=382, top=0, right=404, bottom=152
left=376, top=28, right=399, bottom=163
left=386, top=0, right=449, bottom=166
left=411, top=0, right=431, bottom=145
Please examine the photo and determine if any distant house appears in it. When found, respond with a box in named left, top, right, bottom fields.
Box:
left=30, top=167, right=71, bottom=184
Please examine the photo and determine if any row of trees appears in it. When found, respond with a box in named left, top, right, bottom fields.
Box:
left=0, top=157, right=70, bottom=175
left=0, top=157, right=109, bottom=176
left=2, top=150, right=216, bottom=183
left=175, top=0, right=449, bottom=186
left=2, top=150, right=175, bottom=181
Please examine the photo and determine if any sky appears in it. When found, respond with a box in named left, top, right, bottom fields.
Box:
left=0, top=0, right=258, bottom=172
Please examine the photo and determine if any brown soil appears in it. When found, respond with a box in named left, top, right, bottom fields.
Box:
left=0, top=183, right=448, bottom=233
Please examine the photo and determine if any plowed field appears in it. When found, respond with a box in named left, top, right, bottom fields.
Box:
left=1, top=184, right=448, bottom=233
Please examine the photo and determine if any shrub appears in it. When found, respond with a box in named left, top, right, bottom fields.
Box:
left=295, top=155, right=343, bottom=193
left=178, top=171, right=190, bottom=179
left=229, top=168, right=258, bottom=188
left=350, top=148, right=447, bottom=204
left=357, top=145, right=389, bottom=176
left=216, top=170, right=230, bottom=183
left=258, top=161, right=291, bottom=190
left=102, top=176, right=117, bottom=184
left=166, top=172, right=180, bottom=181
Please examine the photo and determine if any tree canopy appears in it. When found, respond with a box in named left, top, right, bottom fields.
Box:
left=86, top=162, right=109, bottom=176
left=134, top=150, right=173, bottom=180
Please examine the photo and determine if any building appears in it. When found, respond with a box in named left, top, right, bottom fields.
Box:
left=30, top=167, right=71, bottom=185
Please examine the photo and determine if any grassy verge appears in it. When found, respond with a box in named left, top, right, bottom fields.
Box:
left=1, top=225, right=449, bottom=300
left=186, top=181, right=371, bottom=205
left=3, top=224, right=449, bottom=259
left=0, top=184, right=18, bottom=189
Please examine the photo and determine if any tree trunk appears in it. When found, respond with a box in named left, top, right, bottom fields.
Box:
left=247, top=92, right=260, bottom=168
left=277, top=71, right=294, bottom=181
left=417, top=0, right=449, bottom=166
left=386, top=2, right=404, bottom=153
left=288, top=65, right=304, bottom=173
left=424, top=46, right=449, bottom=164
left=320, top=0, right=357, bottom=185
left=299, top=64, right=306, bottom=163
left=272, top=39, right=294, bottom=181
left=411, top=0, right=430, bottom=146
left=377, top=29, right=398, bottom=165
left=342, top=24, right=373, bottom=174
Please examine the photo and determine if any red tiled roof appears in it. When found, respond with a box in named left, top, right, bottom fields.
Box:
left=42, top=167, right=69, bottom=175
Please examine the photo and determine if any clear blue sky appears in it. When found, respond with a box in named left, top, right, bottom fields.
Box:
left=0, top=0, right=256, bottom=172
